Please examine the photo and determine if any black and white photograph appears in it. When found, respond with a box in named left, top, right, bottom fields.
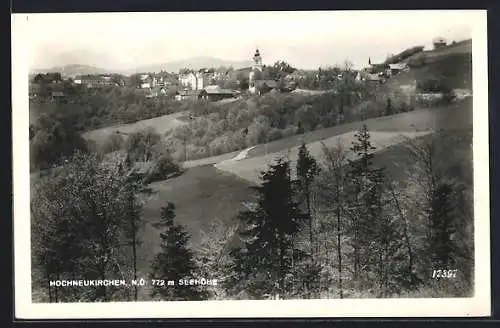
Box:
left=12, top=10, right=490, bottom=318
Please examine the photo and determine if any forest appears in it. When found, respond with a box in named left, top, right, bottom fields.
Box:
left=31, top=123, right=473, bottom=301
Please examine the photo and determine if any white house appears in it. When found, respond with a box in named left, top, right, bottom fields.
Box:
left=179, top=72, right=210, bottom=90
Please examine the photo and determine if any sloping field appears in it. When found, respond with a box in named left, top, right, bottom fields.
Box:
left=215, top=131, right=433, bottom=184
left=404, top=39, right=472, bottom=64
left=182, top=150, right=242, bottom=168
left=244, top=98, right=472, bottom=160
left=136, top=165, right=254, bottom=278
left=398, top=52, right=472, bottom=91
left=82, top=111, right=188, bottom=144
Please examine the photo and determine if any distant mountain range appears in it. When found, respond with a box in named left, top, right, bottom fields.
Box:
left=30, top=64, right=111, bottom=76
left=122, top=57, right=253, bottom=75
left=30, top=57, right=253, bottom=76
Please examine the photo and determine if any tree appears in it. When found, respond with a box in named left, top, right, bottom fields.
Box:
left=346, top=124, right=385, bottom=287
left=402, top=135, right=461, bottom=279
left=230, top=158, right=305, bottom=299
left=296, top=143, right=320, bottom=258
left=30, top=113, right=89, bottom=170
left=428, top=181, right=457, bottom=268
left=387, top=182, right=418, bottom=289
left=386, top=98, right=393, bottom=116
left=150, top=202, right=207, bottom=301
left=194, top=218, right=238, bottom=300
left=124, top=127, right=162, bottom=163
left=31, top=151, right=143, bottom=302
left=315, top=140, right=348, bottom=298
left=268, top=61, right=296, bottom=80
left=121, top=168, right=151, bottom=301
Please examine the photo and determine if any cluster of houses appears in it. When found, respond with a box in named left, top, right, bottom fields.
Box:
left=73, top=75, right=125, bottom=88
left=33, top=37, right=458, bottom=103
left=174, top=68, right=237, bottom=101
left=354, top=58, right=409, bottom=84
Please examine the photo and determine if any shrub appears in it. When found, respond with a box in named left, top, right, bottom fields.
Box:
left=144, top=153, right=182, bottom=183
left=417, top=79, right=452, bottom=93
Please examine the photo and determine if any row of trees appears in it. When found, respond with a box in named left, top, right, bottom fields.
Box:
left=222, top=126, right=472, bottom=299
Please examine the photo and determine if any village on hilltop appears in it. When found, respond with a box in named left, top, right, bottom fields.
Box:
left=29, top=36, right=470, bottom=104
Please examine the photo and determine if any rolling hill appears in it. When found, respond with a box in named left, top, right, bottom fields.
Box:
left=404, top=39, right=472, bottom=65
left=31, top=57, right=253, bottom=76
left=124, top=57, right=253, bottom=75
left=30, top=64, right=111, bottom=77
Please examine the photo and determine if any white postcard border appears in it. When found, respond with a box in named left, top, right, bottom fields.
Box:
left=12, top=10, right=490, bottom=319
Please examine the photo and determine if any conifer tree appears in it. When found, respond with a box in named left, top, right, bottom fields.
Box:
left=230, top=158, right=305, bottom=299
left=150, top=202, right=206, bottom=301
left=346, top=124, right=386, bottom=287
left=428, top=181, right=457, bottom=268
left=346, top=124, right=375, bottom=282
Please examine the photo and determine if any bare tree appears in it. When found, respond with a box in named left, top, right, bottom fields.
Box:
left=194, top=218, right=238, bottom=300
left=314, top=139, right=348, bottom=298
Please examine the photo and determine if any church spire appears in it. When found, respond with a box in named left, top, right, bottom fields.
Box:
left=368, top=57, right=372, bottom=65
left=252, top=47, right=263, bottom=71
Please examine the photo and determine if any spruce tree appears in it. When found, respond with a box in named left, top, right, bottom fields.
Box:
left=428, top=181, right=457, bottom=268
left=150, top=202, right=206, bottom=301
left=230, top=158, right=305, bottom=299
left=346, top=124, right=386, bottom=288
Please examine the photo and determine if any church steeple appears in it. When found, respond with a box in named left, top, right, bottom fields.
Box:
left=368, top=57, right=372, bottom=65
left=252, top=47, right=263, bottom=71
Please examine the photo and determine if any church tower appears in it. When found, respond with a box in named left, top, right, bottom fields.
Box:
left=252, top=48, right=263, bottom=71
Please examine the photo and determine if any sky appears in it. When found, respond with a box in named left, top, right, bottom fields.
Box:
left=18, top=10, right=478, bottom=71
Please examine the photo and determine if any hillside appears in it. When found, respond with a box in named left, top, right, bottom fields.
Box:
left=379, top=44, right=472, bottom=102
left=30, top=64, right=110, bottom=76
left=404, top=39, right=472, bottom=65
left=122, top=57, right=253, bottom=74
left=31, top=57, right=253, bottom=76
left=82, top=111, right=189, bottom=144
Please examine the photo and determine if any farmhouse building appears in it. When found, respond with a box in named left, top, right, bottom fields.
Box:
left=388, top=63, right=409, bottom=76
left=175, top=89, right=204, bottom=101
left=433, top=37, right=447, bottom=49
left=203, top=85, right=236, bottom=101
left=74, top=75, right=118, bottom=88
